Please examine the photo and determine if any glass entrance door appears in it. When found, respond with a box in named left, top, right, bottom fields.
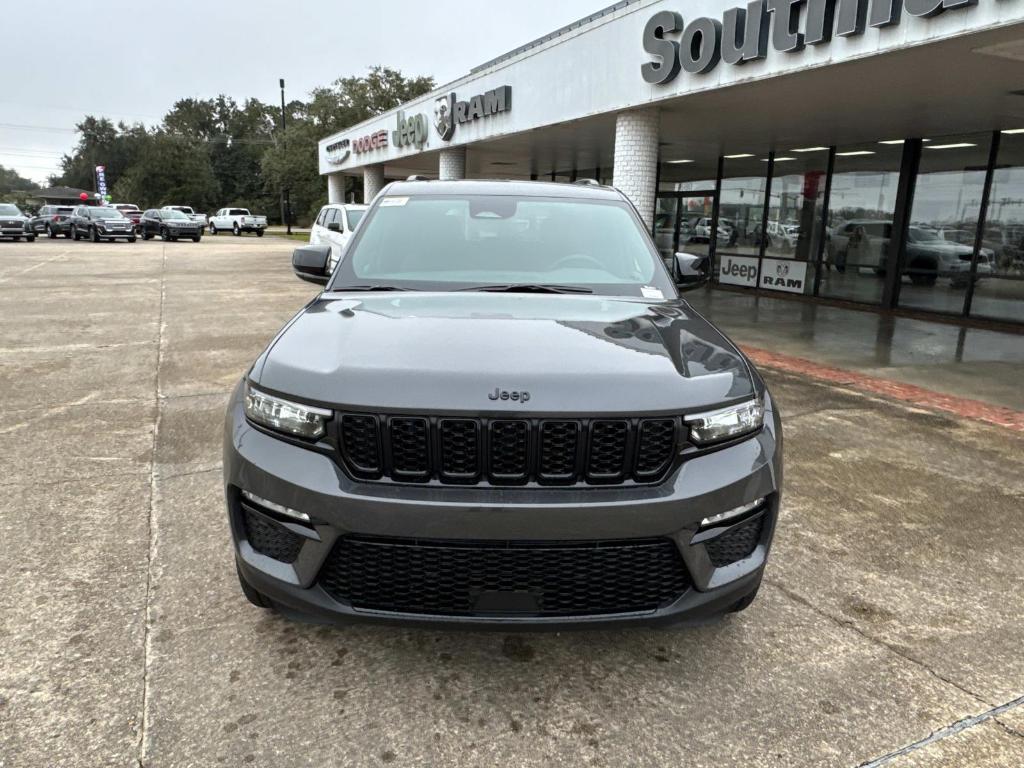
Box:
left=654, top=192, right=717, bottom=264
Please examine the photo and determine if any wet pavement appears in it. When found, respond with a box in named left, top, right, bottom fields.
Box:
left=1, top=239, right=1023, bottom=767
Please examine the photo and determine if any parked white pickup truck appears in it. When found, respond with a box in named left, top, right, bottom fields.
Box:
left=161, top=205, right=208, bottom=229
left=208, top=207, right=267, bottom=237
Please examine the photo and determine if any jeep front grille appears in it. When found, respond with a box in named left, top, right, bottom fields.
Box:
left=336, top=413, right=679, bottom=486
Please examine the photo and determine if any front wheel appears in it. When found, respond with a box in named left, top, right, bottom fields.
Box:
left=160, top=227, right=170, bottom=242
left=70, top=225, right=79, bottom=241
left=209, top=223, right=218, bottom=235
left=47, top=225, right=56, bottom=239
left=128, top=236, right=137, bottom=243
left=232, top=223, right=240, bottom=236
left=142, top=230, right=152, bottom=241
left=90, top=227, right=100, bottom=243
left=25, top=235, right=36, bottom=243
left=192, top=236, right=201, bottom=243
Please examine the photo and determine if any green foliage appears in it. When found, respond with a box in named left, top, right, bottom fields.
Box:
left=51, top=66, right=435, bottom=225
left=0, top=164, right=39, bottom=194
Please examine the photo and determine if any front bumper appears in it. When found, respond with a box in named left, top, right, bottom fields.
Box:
left=0, top=225, right=28, bottom=238
left=223, top=382, right=783, bottom=628
left=96, top=228, right=135, bottom=239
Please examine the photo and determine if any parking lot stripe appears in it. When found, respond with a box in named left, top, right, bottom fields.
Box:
left=742, top=346, right=1024, bottom=432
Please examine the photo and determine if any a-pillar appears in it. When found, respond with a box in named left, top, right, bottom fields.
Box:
left=363, top=164, right=385, bottom=203
left=612, top=108, right=659, bottom=229
left=327, top=172, right=345, bottom=204
left=439, top=147, right=467, bottom=180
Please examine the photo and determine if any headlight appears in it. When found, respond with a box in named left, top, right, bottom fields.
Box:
left=244, top=384, right=331, bottom=439
left=685, top=398, right=764, bottom=445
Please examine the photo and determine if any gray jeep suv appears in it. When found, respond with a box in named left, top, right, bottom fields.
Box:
left=224, top=180, right=782, bottom=628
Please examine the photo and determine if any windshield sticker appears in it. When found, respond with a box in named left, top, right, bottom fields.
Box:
left=641, top=286, right=664, bottom=300
left=379, top=197, right=408, bottom=207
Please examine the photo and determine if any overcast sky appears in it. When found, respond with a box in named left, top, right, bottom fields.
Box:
left=0, top=0, right=602, bottom=184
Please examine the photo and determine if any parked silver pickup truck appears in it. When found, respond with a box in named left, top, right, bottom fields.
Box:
left=208, top=207, right=267, bottom=237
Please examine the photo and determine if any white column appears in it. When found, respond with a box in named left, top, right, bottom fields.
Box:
left=612, top=108, right=660, bottom=229
left=327, top=173, right=345, bottom=204
left=439, top=147, right=467, bottom=180
left=363, top=165, right=385, bottom=203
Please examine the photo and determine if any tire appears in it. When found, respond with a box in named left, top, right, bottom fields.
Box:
left=209, top=223, right=218, bottom=235
left=70, top=225, right=78, bottom=241
left=90, top=227, right=100, bottom=243
left=237, top=563, right=273, bottom=609
left=160, top=227, right=170, bottom=242
left=142, top=230, right=152, bottom=241
left=232, top=223, right=240, bottom=236
left=256, top=229, right=264, bottom=238
left=908, top=261, right=937, bottom=287
left=171, top=237, right=178, bottom=242
left=26, top=236, right=36, bottom=243
left=46, top=225, right=56, bottom=239
left=192, top=236, right=201, bottom=243
left=128, top=236, right=137, bottom=243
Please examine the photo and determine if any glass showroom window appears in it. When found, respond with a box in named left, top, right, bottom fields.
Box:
left=818, top=141, right=904, bottom=306
left=898, top=133, right=992, bottom=315
left=716, top=154, right=768, bottom=289
left=763, top=151, right=829, bottom=297
left=655, top=156, right=719, bottom=263
left=970, top=131, right=1024, bottom=323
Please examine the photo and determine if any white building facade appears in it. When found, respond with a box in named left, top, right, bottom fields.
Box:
left=319, top=0, right=1024, bottom=324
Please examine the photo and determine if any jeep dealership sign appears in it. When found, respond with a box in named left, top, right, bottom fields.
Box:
left=642, top=0, right=979, bottom=84
left=719, top=255, right=759, bottom=287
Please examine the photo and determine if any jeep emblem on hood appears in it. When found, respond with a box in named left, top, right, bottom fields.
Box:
left=488, top=388, right=530, bottom=403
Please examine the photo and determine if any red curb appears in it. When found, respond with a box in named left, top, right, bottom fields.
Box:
left=741, top=345, right=1024, bottom=433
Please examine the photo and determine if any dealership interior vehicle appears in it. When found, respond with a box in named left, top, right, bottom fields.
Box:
left=226, top=179, right=782, bottom=628
left=309, top=202, right=367, bottom=273
left=139, top=208, right=203, bottom=242
left=0, top=203, right=34, bottom=242
left=69, top=206, right=136, bottom=243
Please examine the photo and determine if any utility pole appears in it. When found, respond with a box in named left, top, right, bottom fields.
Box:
left=279, top=78, right=292, bottom=235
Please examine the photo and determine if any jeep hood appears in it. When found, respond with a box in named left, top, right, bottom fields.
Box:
left=253, top=293, right=756, bottom=413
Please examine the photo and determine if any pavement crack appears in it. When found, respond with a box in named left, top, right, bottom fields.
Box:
left=765, top=578, right=991, bottom=708
left=136, top=246, right=167, bottom=767
left=856, top=693, right=1024, bottom=766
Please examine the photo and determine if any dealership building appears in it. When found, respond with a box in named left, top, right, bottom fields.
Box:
left=319, top=0, right=1024, bottom=325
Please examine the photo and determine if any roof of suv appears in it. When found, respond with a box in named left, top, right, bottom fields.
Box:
left=381, top=179, right=623, bottom=201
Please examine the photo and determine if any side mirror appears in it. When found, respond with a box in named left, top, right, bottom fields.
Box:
left=326, top=221, right=341, bottom=232
left=292, top=244, right=332, bottom=285
left=673, top=252, right=710, bottom=290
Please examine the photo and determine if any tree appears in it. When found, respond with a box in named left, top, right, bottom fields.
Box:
left=0, top=165, right=38, bottom=194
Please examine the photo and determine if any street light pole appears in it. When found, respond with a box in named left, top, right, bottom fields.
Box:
left=279, top=78, right=291, bottom=235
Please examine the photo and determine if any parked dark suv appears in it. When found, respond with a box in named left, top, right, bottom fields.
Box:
left=224, top=180, right=783, bottom=628
left=69, top=206, right=136, bottom=242
left=139, top=208, right=203, bottom=242
left=29, top=205, right=76, bottom=238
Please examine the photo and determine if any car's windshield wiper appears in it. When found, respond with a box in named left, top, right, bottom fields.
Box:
left=456, top=283, right=594, bottom=294
left=330, top=285, right=417, bottom=292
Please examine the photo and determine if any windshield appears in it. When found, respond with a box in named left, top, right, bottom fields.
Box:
left=347, top=209, right=365, bottom=229
left=169, top=207, right=192, bottom=213
left=909, top=226, right=941, bottom=242
left=92, top=208, right=125, bottom=219
left=330, top=194, right=674, bottom=297
left=0, top=204, right=21, bottom=216
left=161, top=210, right=190, bottom=220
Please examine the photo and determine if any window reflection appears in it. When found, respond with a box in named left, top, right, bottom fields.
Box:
left=899, top=134, right=991, bottom=315
left=819, top=142, right=903, bottom=305
left=970, top=133, right=1024, bottom=323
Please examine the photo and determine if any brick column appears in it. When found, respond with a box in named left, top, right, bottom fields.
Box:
left=363, top=165, right=385, bottom=203
left=439, top=147, right=467, bottom=180
left=327, top=173, right=345, bottom=204
left=612, top=109, right=660, bottom=229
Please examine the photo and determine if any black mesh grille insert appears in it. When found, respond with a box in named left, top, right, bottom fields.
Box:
left=242, top=507, right=303, bottom=563
left=705, top=515, right=765, bottom=567
left=318, top=536, right=691, bottom=617
left=336, top=414, right=679, bottom=486
left=440, top=419, right=480, bottom=481
left=340, top=414, right=380, bottom=476
left=489, top=421, right=529, bottom=482
left=587, top=420, right=629, bottom=481
left=538, top=421, right=579, bottom=482
left=635, top=419, right=676, bottom=478
left=389, top=417, right=429, bottom=480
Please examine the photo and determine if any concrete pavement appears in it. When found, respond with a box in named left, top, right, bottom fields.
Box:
left=1, top=237, right=1022, bottom=767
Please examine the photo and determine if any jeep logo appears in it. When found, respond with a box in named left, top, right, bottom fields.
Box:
left=488, top=387, right=530, bottom=403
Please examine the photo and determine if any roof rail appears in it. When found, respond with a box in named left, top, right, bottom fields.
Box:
left=572, top=178, right=602, bottom=186
left=406, top=174, right=431, bottom=181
